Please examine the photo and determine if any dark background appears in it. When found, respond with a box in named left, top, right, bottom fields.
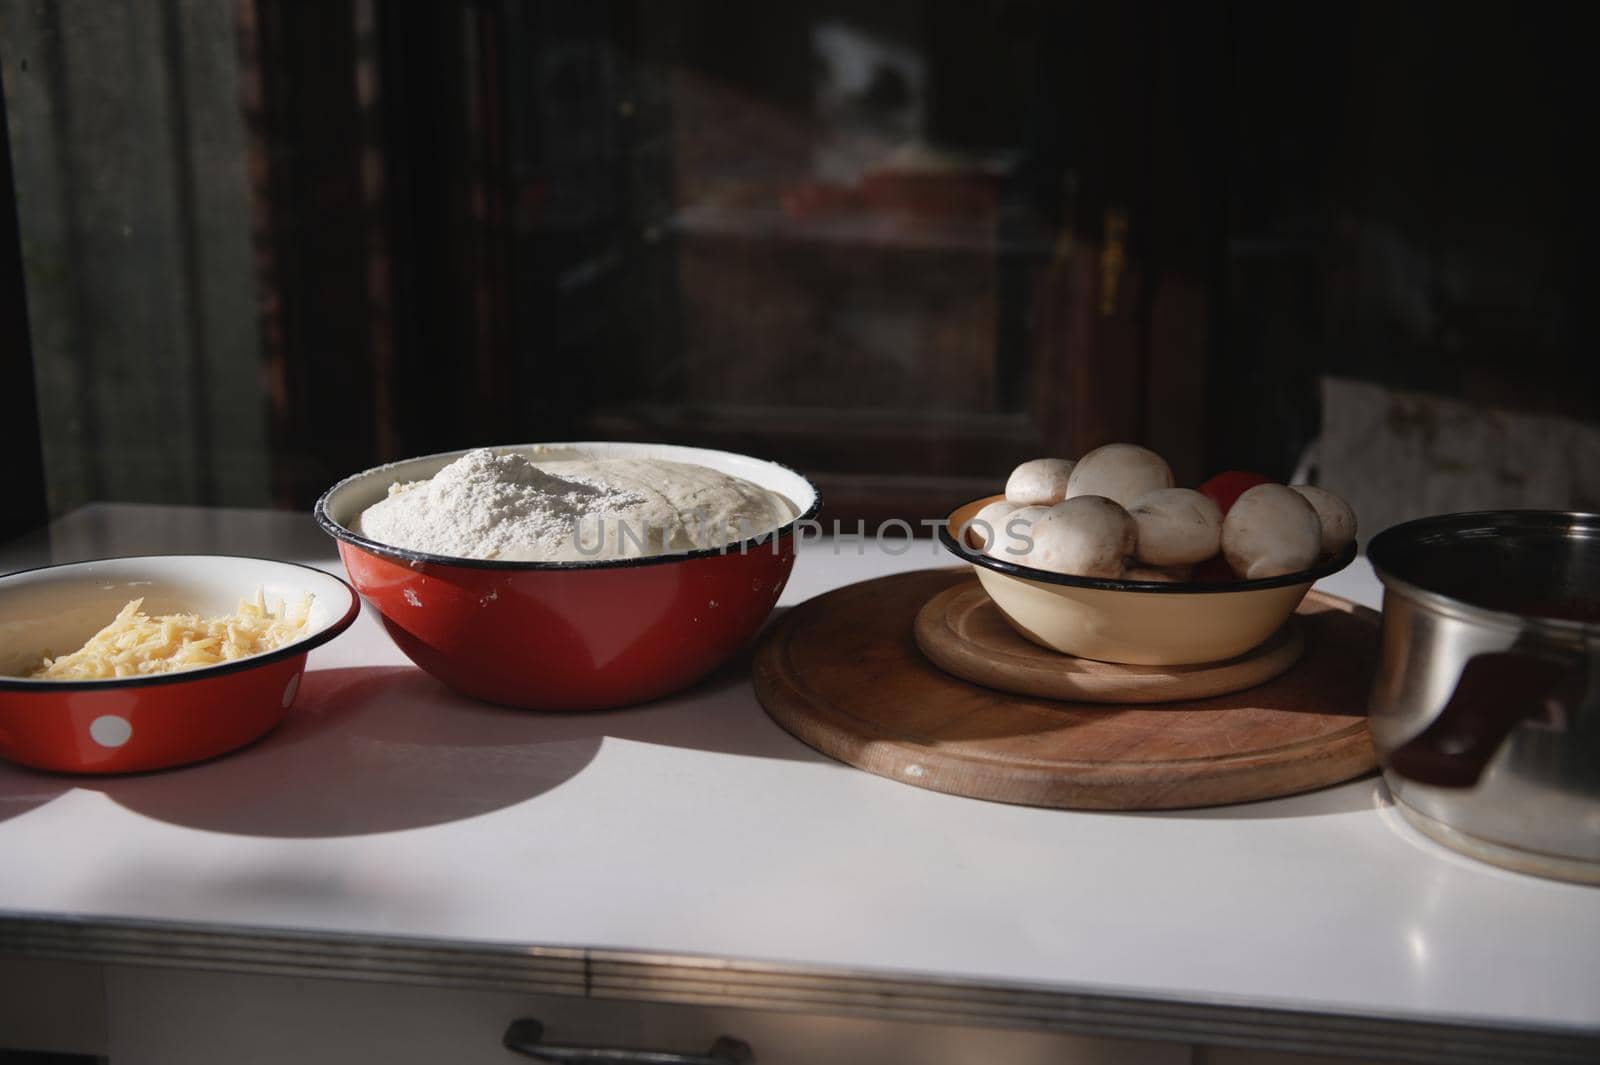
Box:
left=0, top=0, right=1588, bottom=536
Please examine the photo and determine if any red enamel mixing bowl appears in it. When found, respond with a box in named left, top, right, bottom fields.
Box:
left=314, top=442, right=820, bottom=711
left=0, top=556, right=359, bottom=774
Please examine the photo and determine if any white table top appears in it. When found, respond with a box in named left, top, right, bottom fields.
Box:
left=2, top=505, right=1597, bottom=1042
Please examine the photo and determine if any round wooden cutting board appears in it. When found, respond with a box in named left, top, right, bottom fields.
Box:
left=753, top=569, right=1380, bottom=810
left=915, top=580, right=1305, bottom=703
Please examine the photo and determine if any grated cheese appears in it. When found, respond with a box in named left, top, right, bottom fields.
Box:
left=27, top=589, right=315, bottom=680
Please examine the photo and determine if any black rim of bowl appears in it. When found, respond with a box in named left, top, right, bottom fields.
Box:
left=313, top=446, right=823, bottom=572
left=0, top=555, right=361, bottom=692
left=938, top=507, right=1357, bottom=593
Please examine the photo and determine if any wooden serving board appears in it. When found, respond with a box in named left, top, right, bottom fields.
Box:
left=753, top=570, right=1380, bottom=810
left=915, top=580, right=1305, bottom=704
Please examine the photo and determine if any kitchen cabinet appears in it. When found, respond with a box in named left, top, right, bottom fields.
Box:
left=7, top=960, right=1193, bottom=1065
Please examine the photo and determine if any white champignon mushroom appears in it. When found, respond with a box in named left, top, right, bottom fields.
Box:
left=1221, top=484, right=1322, bottom=579
left=965, top=499, right=1018, bottom=550
left=1124, top=563, right=1193, bottom=583
left=984, top=504, right=1050, bottom=562
left=1002, top=496, right=1135, bottom=579
left=1289, top=485, right=1357, bottom=554
left=1126, top=488, right=1223, bottom=566
left=1065, top=443, right=1175, bottom=506
left=1005, top=458, right=1077, bottom=505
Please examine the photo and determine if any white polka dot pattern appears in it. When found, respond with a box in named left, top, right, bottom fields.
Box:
left=89, top=715, right=133, bottom=748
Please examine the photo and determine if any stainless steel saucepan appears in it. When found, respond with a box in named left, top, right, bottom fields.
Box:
left=1367, top=511, right=1600, bottom=884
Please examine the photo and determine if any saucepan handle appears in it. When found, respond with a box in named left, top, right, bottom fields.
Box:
left=1385, top=649, right=1580, bottom=789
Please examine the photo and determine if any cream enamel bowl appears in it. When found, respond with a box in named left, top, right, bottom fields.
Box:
left=939, top=495, right=1356, bottom=665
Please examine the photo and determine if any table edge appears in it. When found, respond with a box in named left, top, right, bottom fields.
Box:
left=2, top=914, right=1594, bottom=1064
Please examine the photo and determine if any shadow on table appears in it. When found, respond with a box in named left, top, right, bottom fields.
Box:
left=76, top=620, right=831, bottom=838
left=1119, top=772, right=1387, bottom=821
left=80, top=665, right=602, bottom=838
left=0, top=764, right=69, bottom=826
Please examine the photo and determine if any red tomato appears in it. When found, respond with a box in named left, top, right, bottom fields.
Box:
left=1197, top=470, right=1273, bottom=515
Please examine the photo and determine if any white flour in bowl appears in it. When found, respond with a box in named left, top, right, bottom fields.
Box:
left=355, top=448, right=797, bottom=562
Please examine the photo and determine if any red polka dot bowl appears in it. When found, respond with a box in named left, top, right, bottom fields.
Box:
left=315, top=441, right=819, bottom=711
left=0, top=556, right=359, bottom=774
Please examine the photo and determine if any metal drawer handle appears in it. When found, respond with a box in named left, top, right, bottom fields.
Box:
left=503, top=1018, right=754, bottom=1064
